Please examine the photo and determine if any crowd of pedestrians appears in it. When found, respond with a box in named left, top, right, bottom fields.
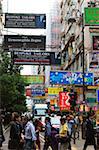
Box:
left=0, top=111, right=98, bottom=150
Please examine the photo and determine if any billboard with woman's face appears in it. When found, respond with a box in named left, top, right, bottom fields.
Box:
left=93, top=36, right=99, bottom=50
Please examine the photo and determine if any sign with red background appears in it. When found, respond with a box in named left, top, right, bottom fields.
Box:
left=59, top=92, right=70, bottom=110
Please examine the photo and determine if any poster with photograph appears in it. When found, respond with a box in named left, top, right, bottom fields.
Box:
left=89, top=52, right=99, bottom=69
left=93, top=36, right=99, bottom=50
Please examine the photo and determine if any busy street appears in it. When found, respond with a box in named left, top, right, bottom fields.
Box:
left=2, top=114, right=99, bottom=150
left=0, top=0, right=99, bottom=150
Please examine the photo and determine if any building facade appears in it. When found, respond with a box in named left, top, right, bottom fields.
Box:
left=60, top=0, right=99, bottom=107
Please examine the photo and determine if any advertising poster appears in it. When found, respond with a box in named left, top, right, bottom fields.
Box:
left=59, top=92, right=70, bottom=110
left=93, top=36, right=99, bottom=50
left=89, top=52, right=99, bottom=69
left=50, top=71, right=94, bottom=85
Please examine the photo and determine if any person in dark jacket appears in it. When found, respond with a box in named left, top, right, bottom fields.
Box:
left=83, top=114, right=96, bottom=150
left=8, top=113, right=22, bottom=150
left=43, top=117, right=52, bottom=150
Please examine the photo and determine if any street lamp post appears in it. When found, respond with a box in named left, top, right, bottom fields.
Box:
left=82, top=14, right=86, bottom=111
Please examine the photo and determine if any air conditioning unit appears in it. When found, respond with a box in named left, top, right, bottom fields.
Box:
left=68, top=16, right=76, bottom=23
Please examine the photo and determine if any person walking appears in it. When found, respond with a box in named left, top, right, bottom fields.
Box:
left=59, top=117, right=69, bottom=150
left=34, top=119, right=41, bottom=150
left=0, top=115, right=5, bottom=150
left=83, top=114, right=96, bottom=150
left=8, top=113, right=22, bottom=150
left=43, top=117, right=52, bottom=150
left=23, top=116, right=36, bottom=150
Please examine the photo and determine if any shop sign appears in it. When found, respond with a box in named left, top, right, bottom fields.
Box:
left=59, top=92, right=70, bottom=110
left=50, top=71, right=94, bottom=85
left=31, top=89, right=45, bottom=96
left=84, top=8, right=99, bottom=26
left=5, top=13, right=46, bottom=29
left=87, top=86, right=99, bottom=89
left=4, top=35, right=46, bottom=51
left=48, top=87, right=63, bottom=95
left=13, top=51, right=61, bottom=65
left=23, top=75, right=45, bottom=84
left=26, top=89, right=31, bottom=97
left=97, top=90, right=99, bottom=103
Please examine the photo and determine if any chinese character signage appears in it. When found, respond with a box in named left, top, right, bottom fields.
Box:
left=5, top=13, right=46, bottom=29
left=23, top=75, right=45, bottom=84
left=48, top=87, right=63, bottom=95
left=31, top=89, right=45, bottom=96
left=59, top=92, right=70, bottom=110
left=84, top=8, right=99, bottom=26
left=50, top=71, right=94, bottom=85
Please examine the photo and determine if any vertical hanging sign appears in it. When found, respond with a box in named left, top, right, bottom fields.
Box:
left=97, top=89, right=99, bottom=103
left=59, top=92, right=70, bottom=110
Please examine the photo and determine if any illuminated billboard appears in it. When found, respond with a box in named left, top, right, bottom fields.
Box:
left=50, top=71, right=94, bottom=85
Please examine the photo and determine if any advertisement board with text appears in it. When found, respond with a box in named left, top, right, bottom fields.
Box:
left=84, top=8, right=99, bottom=26
left=5, top=13, right=46, bottom=28
left=13, top=51, right=61, bottom=65
left=23, top=75, right=45, bottom=84
left=4, top=35, right=46, bottom=51
left=59, top=92, right=70, bottom=110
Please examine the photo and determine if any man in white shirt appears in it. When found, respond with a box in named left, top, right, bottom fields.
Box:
left=23, top=116, right=36, bottom=150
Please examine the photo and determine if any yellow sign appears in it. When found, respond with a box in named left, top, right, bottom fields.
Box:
left=50, top=99, right=57, bottom=105
left=48, top=87, right=63, bottom=95
left=33, top=96, right=47, bottom=99
left=87, top=86, right=99, bottom=90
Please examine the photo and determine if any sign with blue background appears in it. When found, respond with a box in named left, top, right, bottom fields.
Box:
left=97, top=90, right=99, bottom=102
left=50, top=71, right=94, bottom=85
left=31, top=89, right=45, bottom=96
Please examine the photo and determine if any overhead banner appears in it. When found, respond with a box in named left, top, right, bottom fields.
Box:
left=13, top=51, right=61, bottom=65
left=50, top=71, right=94, bottom=85
left=4, top=35, right=46, bottom=51
left=93, top=36, right=99, bottom=51
left=84, top=7, right=99, bottom=26
left=48, top=87, right=63, bottom=95
left=23, top=75, right=45, bottom=84
left=59, top=92, right=70, bottom=110
left=5, top=13, right=46, bottom=28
